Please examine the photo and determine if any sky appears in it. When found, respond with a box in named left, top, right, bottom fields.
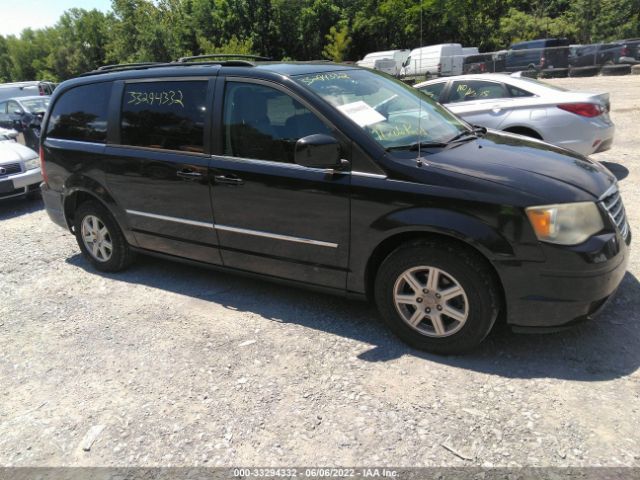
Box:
left=0, top=0, right=113, bottom=37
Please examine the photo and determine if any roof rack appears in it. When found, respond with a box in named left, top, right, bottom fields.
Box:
left=79, top=58, right=258, bottom=77
left=97, top=62, right=164, bottom=71
left=176, top=54, right=271, bottom=62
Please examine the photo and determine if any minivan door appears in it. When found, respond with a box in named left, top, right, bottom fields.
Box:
left=209, top=78, right=350, bottom=290
left=105, top=78, right=223, bottom=265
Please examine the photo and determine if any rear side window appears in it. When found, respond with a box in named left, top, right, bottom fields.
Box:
left=507, top=85, right=534, bottom=97
left=121, top=80, right=207, bottom=153
left=47, top=82, right=111, bottom=143
left=449, top=80, right=507, bottom=103
left=418, top=82, right=446, bottom=102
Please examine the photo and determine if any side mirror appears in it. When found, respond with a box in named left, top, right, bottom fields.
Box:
left=295, top=134, right=343, bottom=170
left=12, top=109, right=24, bottom=116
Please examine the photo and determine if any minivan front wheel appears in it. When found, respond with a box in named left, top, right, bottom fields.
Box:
left=74, top=201, right=134, bottom=272
left=375, top=242, right=499, bottom=354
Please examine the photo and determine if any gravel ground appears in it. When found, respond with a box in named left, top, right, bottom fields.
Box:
left=1, top=76, right=639, bottom=468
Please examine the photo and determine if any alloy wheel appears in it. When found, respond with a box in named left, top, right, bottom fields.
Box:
left=81, top=214, right=113, bottom=263
left=393, top=266, right=469, bottom=337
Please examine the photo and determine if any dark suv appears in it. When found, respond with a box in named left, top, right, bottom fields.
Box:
left=505, top=38, right=570, bottom=71
left=40, top=56, right=630, bottom=354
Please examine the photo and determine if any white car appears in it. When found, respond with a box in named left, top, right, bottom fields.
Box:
left=0, top=138, right=42, bottom=200
left=0, top=126, right=19, bottom=141
left=415, top=73, right=614, bottom=155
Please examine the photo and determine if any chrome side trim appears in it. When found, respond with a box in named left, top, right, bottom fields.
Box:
left=351, top=171, right=387, bottom=179
left=126, top=209, right=214, bottom=229
left=125, top=210, right=339, bottom=247
left=215, top=224, right=339, bottom=248
left=46, top=138, right=107, bottom=148
left=212, top=155, right=345, bottom=175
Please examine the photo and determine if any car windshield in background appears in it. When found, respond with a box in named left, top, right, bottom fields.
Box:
left=295, top=69, right=467, bottom=149
left=20, top=98, right=49, bottom=113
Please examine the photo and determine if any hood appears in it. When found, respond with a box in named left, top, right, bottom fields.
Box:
left=0, top=141, right=38, bottom=164
left=423, top=130, right=615, bottom=203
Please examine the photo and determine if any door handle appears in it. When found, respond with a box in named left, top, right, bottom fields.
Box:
left=176, top=169, right=203, bottom=180
left=214, top=174, right=244, bottom=185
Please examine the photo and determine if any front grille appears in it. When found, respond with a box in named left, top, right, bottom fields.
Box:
left=601, top=186, right=630, bottom=240
left=0, top=162, right=22, bottom=177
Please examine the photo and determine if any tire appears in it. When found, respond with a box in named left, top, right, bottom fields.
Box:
left=73, top=200, right=135, bottom=272
left=540, top=68, right=568, bottom=78
left=569, top=66, right=600, bottom=77
left=601, top=64, right=631, bottom=76
left=520, top=69, right=538, bottom=79
left=374, top=241, right=500, bottom=354
left=503, top=127, right=542, bottom=140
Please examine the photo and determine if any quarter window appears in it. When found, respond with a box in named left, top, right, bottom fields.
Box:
left=222, top=82, right=332, bottom=163
left=507, top=84, right=534, bottom=97
left=47, top=82, right=111, bottom=143
left=449, top=80, right=507, bottom=103
left=418, top=82, right=446, bottom=102
left=121, top=81, right=207, bottom=153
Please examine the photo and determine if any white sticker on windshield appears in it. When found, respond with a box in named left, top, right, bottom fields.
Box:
left=336, top=101, right=386, bottom=127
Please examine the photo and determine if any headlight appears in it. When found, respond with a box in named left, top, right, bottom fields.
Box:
left=525, top=202, right=604, bottom=245
left=24, top=157, right=40, bottom=170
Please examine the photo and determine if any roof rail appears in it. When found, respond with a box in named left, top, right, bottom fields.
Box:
left=78, top=59, right=257, bottom=77
left=176, top=54, right=271, bottom=62
left=97, top=62, right=164, bottom=71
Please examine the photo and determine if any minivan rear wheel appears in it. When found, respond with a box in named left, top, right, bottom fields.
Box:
left=374, top=241, right=499, bottom=354
left=74, top=201, right=134, bottom=272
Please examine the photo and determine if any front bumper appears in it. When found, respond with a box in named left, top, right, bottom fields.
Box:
left=497, top=230, right=630, bottom=329
left=0, top=167, right=42, bottom=199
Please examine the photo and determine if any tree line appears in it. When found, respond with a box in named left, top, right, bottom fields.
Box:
left=1, top=0, right=638, bottom=83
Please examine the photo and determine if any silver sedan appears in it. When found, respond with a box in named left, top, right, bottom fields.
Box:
left=415, top=74, right=614, bottom=156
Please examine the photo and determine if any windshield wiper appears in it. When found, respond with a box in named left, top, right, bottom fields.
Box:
left=447, top=125, right=487, bottom=144
left=386, top=141, right=448, bottom=152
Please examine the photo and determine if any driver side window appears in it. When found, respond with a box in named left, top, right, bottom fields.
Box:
left=223, top=82, right=332, bottom=163
left=8, top=101, right=21, bottom=115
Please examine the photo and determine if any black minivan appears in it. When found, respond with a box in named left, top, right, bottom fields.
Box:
left=40, top=57, right=630, bottom=354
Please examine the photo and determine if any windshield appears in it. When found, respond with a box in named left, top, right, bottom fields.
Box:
left=20, top=98, right=50, bottom=113
left=295, top=69, right=467, bottom=149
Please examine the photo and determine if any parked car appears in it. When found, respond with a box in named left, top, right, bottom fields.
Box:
left=619, top=38, right=640, bottom=63
left=415, top=73, right=614, bottom=155
left=505, top=38, right=570, bottom=71
left=0, top=81, right=56, bottom=102
left=356, top=49, right=410, bottom=76
left=401, top=43, right=473, bottom=77
left=462, top=51, right=509, bottom=74
left=40, top=58, right=629, bottom=354
left=570, top=42, right=640, bottom=68
left=0, top=96, right=50, bottom=151
left=0, top=127, right=19, bottom=141
left=0, top=135, right=42, bottom=200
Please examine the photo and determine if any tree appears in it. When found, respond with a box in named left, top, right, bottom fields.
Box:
left=323, top=24, right=352, bottom=62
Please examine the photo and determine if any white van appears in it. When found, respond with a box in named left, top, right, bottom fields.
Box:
left=401, top=44, right=475, bottom=77
left=356, top=50, right=410, bottom=76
